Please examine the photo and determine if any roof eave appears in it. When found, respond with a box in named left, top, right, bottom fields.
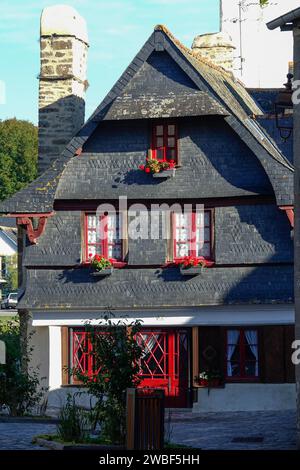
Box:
left=267, top=7, right=300, bottom=30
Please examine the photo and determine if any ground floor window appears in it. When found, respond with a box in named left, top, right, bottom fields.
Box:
left=226, top=328, right=259, bottom=380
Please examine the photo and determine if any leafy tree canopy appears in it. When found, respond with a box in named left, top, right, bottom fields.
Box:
left=0, top=118, right=38, bottom=201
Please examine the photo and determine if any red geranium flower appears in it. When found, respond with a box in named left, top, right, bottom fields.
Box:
left=145, top=167, right=151, bottom=173
left=139, top=164, right=145, bottom=171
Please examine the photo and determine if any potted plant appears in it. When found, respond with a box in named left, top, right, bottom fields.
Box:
left=176, top=256, right=208, bottom=276
left=139, top=159, right=176, bottom=178
left=198, top=370, right=222, bottom=388
left=89, top=254, right=114, bottom=277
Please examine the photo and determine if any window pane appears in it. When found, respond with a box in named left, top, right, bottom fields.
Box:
left=230, top=361, right=240, bottom=377
left=88, top=230, right=97, bottom=244
left=204, top=227, right=210, bottom=242
left=87, top=215, right=97, bottom=229
left=156, top=125, right=163, bottom=136
left=245, top=330, right=257, bottom=345
left=156, top=137, right=164, bottom=147
left=196, top=212, right=204, bottom=227
left=245, top=344, right=257, bottom=361
left=245, top=361, right=257, bottom=377
left=196, top=243, right=210, bottom=258
left=204, top=212, right=210, bottom=226
left=176, top=243, right=189, bottom=257
left=175, top=213, right=189, bottom=226
left=168, top=137, right=175, bottom=147
left=166, top=148, right=176, bottom=161
left=156, top=148, right=164, bottom=160
left=88, top=245, right=96, bottom=257
left=168, top=125, right=175, bottom=136
left=176, top=227, right=188, bottom=241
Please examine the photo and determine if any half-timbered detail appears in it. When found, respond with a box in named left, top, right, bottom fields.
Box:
left=0, top=12, right=295, bottom=415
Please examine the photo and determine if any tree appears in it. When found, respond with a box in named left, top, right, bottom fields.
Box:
left=0, top=318, right=46, bottom=416
left=0, top=119, right=38, bottom=201
left=4, top=254, right=18, bottom=293
left=71, top=317, right=144, bottom=444
left=260, top=0, right=269, bottom=7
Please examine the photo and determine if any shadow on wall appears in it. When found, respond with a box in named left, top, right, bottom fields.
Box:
left=223, top=204, right=294, bottom=304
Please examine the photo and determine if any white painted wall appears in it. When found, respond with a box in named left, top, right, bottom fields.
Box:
left=48, top=326, right=62, bottom=390
left=220, top=0, right=299, bottom=87
left=0, top=232, right=16, bottom=256
left=32, top=305, right=295, bottom=327
left=194, top=383, right=296, bottom=412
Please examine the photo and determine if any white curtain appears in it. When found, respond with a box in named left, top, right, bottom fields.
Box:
left=227, top=330, right=240, bottom=377
left=245, top=330, right=259, bottom=376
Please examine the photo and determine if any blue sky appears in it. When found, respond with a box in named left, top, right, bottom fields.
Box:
left=0, top=0, right=220, bottom=124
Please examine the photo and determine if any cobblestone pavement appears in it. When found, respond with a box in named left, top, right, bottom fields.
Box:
left=167, top=410, right=297, bottom=450
left=0, top=421, right=57, bottom=450
left=0, top=411, right=297, bottom=450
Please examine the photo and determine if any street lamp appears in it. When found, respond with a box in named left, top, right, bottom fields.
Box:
left=274, top=73, right=293, bottom=141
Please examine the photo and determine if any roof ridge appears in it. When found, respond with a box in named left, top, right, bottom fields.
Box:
left=154, top=24, right=235, bottom=78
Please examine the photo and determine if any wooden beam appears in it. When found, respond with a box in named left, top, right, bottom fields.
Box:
left=279, top=205, right=294, bottom=228
left=61, top=327, right=69, bottom=386
left=192, top=326, right=199, bottom=387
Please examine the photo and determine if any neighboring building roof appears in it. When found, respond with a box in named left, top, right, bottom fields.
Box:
left=0, top=25, right=294, bottom=214
left=267, top=7, right=300, bottom=30
left=0, top=217, right=16, bottom=229
left=248, top=88, right=293, bottom=164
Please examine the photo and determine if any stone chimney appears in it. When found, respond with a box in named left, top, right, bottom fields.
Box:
left=38, top=5, right=89, bottom=174
left=191, top=31, right=235, bottom=73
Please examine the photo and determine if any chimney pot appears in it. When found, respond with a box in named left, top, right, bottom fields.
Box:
left=191, top=31, right=235, bottom=73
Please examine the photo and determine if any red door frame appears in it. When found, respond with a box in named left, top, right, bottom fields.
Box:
left=136, top=328, right=189, bottom=407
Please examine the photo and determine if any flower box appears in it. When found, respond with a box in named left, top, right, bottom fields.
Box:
left=152, top=169, right=176, bottom=179
left=180, top=266, right=204, bottom=276
left=91, top=267, right=114, bottom=277
left=199, top=378, right=221, bottom=388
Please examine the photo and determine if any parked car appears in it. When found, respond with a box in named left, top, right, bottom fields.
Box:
left=0, top=292, right=18, bottom=309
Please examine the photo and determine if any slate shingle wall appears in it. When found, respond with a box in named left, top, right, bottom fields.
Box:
left=23, top=203, right=293, bottom=267
left=56, top=117, right=273, bottom=200
left=18, top=264, right=293, bottom=310
left=215, top=205, right=293, bottom=264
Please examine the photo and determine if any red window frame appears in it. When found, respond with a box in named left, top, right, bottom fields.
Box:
left=151, top=123, right=178, bottom=163
left=225, top=327, right=259, bottom=382
left=84, top=212, right=125, bottom=265
left=172, top=210, right=213, bottom=261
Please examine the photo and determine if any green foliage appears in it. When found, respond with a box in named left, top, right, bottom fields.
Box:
left=4, top=254, right=18, bottom=292
left=0, top=318, right=46, bottom=416
left=71, top=316, right=143, bottom=444
left=90, top=254, right=112, bottom=272
left=57, top=394, right=89, bottom=443
left=0, top=118, right=38, bottom=201
left=259, top=0, right=269, bottom=7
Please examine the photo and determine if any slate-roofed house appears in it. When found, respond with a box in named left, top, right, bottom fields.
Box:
left=0, top=218, right=17, bottom=296
left=0, top=6, right=295, bottom=413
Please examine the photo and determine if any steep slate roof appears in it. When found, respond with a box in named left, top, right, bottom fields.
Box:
left=0, top=25, right=294, bottom=214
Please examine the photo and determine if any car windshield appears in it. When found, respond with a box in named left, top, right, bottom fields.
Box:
left=10, top=294, right=18, bottom=300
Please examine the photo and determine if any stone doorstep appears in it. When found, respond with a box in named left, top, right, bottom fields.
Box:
left=35, top=437, right=124, bottom=451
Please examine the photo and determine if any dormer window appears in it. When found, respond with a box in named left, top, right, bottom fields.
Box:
left=152, top=123, right=178, bottom=163
left=173, top=210, right=213, bottom=260
left=84, top=212, right=125, bottom=263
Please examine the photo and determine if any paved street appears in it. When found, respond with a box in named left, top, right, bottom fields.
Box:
left=0, top=421, right=57, bottom=450
left=0, top=410, right=297, bottom=450
left=167, top=410, right=297, bottom=450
